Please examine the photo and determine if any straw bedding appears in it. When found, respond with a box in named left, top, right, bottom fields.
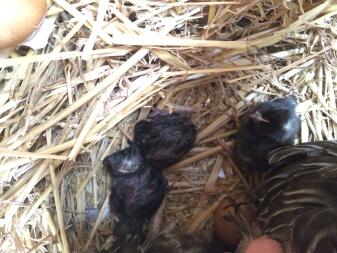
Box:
left=0, top=0, right=336, bottom=252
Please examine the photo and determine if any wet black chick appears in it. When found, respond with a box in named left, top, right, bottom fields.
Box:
left=133, top=110, right=197, bottom=169
left=103, top=143, right=168, bottom=243
left=234, top=97, right=299, bottom=171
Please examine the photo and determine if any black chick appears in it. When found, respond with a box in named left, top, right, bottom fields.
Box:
left=234, top=97, right=299, bottom=171
left=103, top=143, right=167, bottom=243
left=133, top=110, right=197, bottom=169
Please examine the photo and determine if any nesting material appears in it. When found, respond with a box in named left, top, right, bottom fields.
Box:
left=0, top=0, right=336, bottom=252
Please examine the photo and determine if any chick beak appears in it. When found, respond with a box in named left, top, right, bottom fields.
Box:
left=249, top=112, right=270, bottom=123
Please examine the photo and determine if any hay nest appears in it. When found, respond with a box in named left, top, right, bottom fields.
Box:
left=0, top=0, right=337, bottom=252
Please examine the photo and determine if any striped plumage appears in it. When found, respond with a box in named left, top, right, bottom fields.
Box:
left=256, top=141, right=337, bottom=253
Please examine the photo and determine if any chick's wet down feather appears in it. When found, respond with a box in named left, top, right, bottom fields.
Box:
left=103, top=143, right=167, bottom=243
left=133, top=111, right=197, bottom=169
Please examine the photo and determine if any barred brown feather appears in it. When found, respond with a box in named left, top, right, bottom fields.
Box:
left=257, top=141, right=337, bottom=253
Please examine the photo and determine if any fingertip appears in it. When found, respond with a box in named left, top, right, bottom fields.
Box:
left=244, top=237, right=284, bottom=253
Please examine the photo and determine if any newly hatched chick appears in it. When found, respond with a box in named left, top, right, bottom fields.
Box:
left=234, top=97, right=299, bottom=171
left=133, top=110, right=197, bottom=169
left=103, top=143, right=168, bottom=242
